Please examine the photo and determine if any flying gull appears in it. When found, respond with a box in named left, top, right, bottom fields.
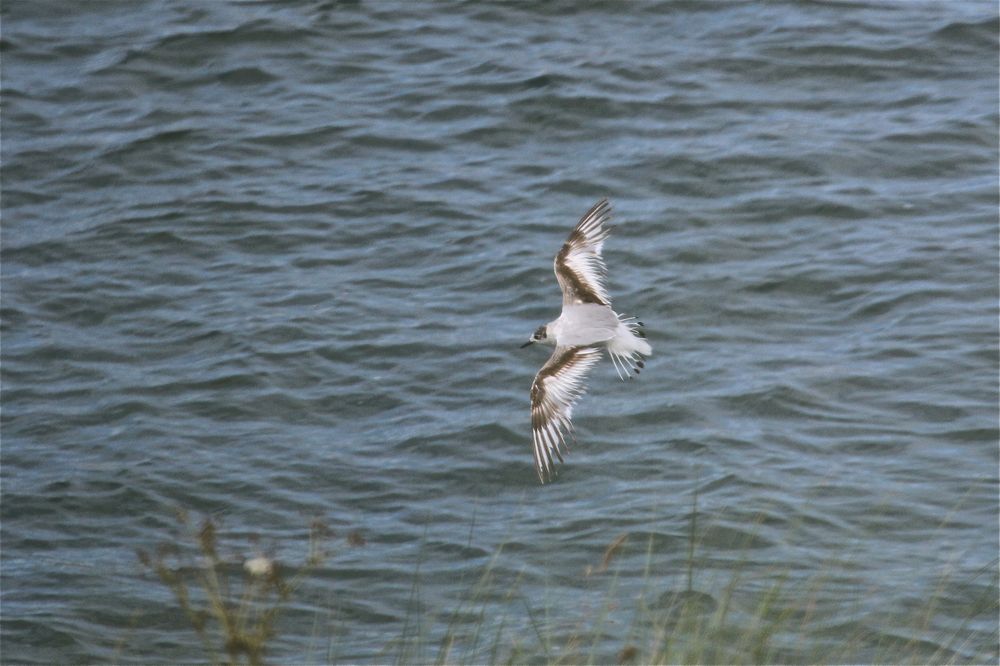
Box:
left=521, top=198, right=651, bottom=483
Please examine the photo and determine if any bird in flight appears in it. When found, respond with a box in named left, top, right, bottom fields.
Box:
left=521, top=198, right=651, bottom=483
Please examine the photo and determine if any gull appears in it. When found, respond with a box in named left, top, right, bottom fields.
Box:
left=521, top=198, right=652, bottom=483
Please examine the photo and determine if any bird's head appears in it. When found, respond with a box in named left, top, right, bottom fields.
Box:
left=521, top=324, right=551, bottom=348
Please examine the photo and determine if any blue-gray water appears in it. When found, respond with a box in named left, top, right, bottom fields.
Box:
left=2, top=1, right=998, bottom=663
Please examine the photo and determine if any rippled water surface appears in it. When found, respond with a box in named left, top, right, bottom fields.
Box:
left=2, top=1, right=998, bottom=663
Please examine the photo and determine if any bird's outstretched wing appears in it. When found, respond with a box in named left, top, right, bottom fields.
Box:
left=530, top=345, right=602, bottom=483
left=554, top=198, right=613, bottom=306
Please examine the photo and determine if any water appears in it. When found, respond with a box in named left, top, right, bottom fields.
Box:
left=2, top=1, right=997, bottom=662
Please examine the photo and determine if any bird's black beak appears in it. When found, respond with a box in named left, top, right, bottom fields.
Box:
left=520, top=340, right=534, bottom=348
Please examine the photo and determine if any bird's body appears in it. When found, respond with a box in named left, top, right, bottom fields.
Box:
left=544, top=303, right=647, bottom=354
left=522, top=199, right=651, bottom=483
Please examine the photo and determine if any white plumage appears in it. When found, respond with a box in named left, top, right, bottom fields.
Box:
left=522, top=198, right=652, bottom=483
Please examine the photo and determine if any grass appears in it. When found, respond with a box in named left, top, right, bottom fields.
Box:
left=128, top=494, right=998, bottom=665
left=134, top=508, right=355, bottom=666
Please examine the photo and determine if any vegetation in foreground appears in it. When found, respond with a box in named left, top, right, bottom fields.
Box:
left=130, top=497, right=998, bottom=665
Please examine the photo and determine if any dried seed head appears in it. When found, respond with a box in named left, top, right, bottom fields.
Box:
left=244, top=556, right=274, bottom=577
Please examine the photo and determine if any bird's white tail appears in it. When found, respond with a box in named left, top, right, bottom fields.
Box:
left=607, top=316, right=651, bottom=380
